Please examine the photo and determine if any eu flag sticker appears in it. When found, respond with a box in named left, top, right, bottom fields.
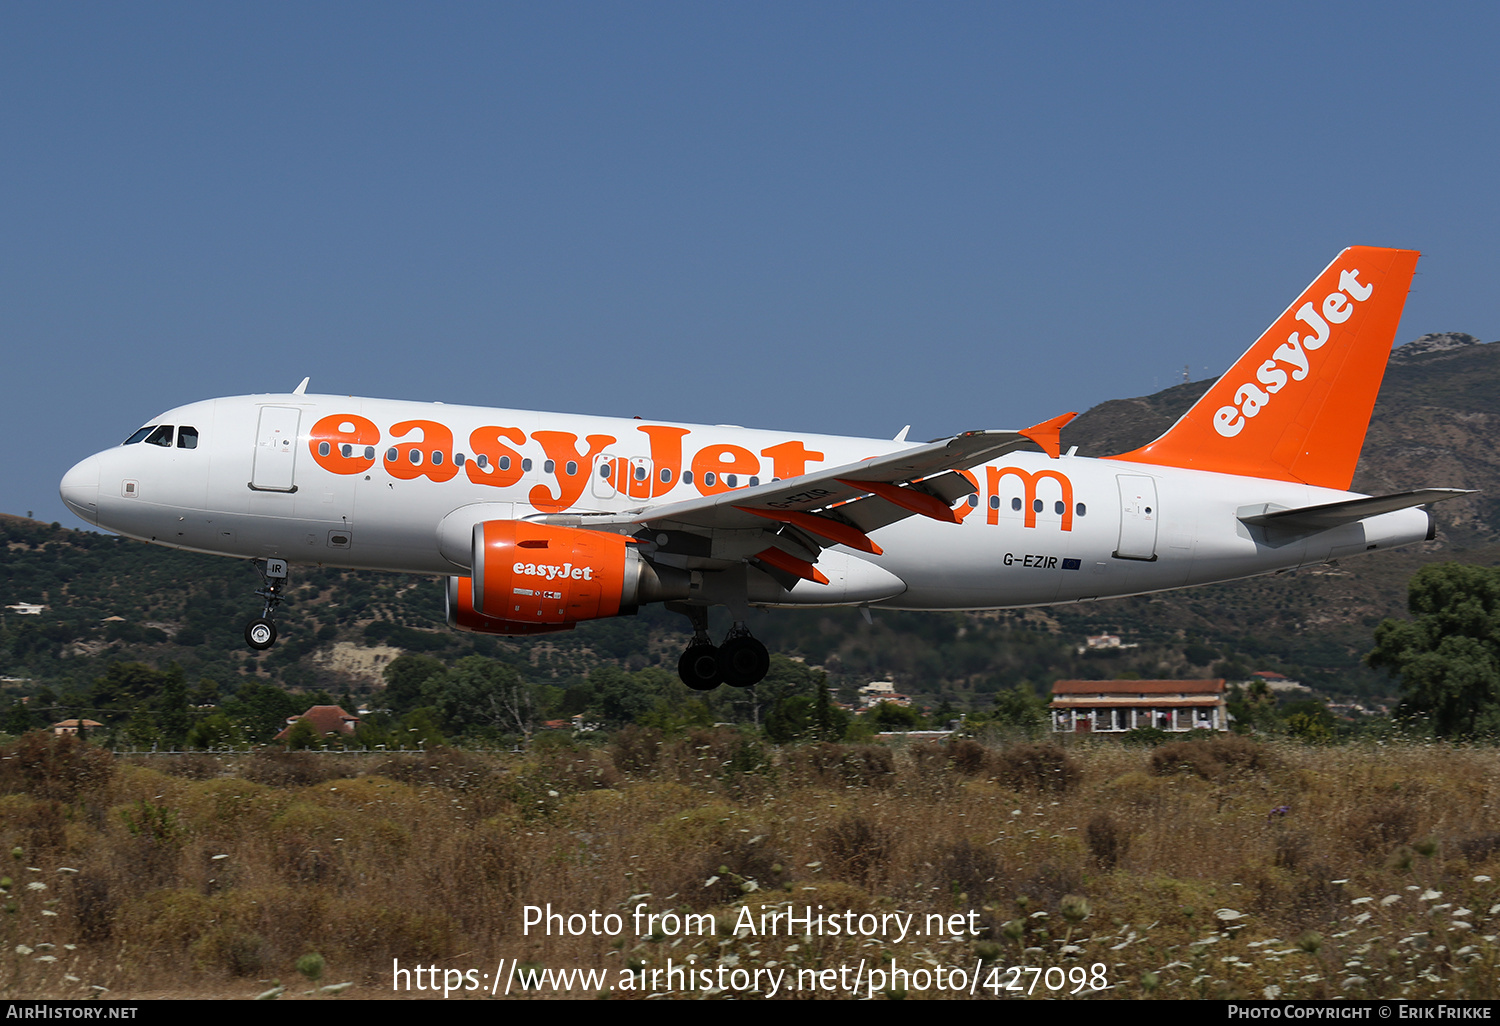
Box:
left=1062, top=558, right=1081, bottom=570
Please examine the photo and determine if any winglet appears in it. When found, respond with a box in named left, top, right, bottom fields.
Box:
left=1020, top=412, right=1078, bottom=459
left=292, top=377, right=310, bottom=396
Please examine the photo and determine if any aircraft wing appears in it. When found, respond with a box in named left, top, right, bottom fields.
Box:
left=530, top=414, right=1074, bottom=583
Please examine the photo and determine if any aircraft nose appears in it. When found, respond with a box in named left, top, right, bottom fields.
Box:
left=60, top=454, right=101, bottom=525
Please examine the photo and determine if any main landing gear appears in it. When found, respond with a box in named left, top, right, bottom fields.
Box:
left=244, top=558, right=288, bottom=651
left=675, top=607, right=770, bottom=691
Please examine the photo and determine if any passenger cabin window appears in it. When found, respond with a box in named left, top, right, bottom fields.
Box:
left=123, top=426, right=156, bottom=445
left=144, top=425, right=174, bottom=447
left=177, top=426, right=198, bottom=449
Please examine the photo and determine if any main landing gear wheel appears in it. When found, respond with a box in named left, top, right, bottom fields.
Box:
left=719, top=635, right=770, bottom=688
left=245, top=618, right=277, bottom=650
left=678, top=644, right=722, bottom=691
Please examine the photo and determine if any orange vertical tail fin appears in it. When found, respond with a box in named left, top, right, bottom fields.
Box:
left=1109, top=246, right=1419, bottom=490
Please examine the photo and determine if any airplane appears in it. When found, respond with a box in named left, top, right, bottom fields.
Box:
left=59, top=246, right=1469, bottom=691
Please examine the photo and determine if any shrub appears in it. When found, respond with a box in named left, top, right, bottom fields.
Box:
left=823, top=816, right=895, bottom=889
left=948, top=738, right=989, bottom=776
left=242, top=750, right=342, bottom=788
left=374, top=746, right=495, bottom=792
left=1120, top=726, right=1169, bottom=747
left=1085, top=811, right=1130, bottom=870
left=0, top=731, right=113, bottom=802
left=1148, top=734, right=1273, bottom=781
left=610, top=725, right=663, bottom=775
left=1347, top=800, right=1420, bottom=854
left=930, top=837, right=1001, bottom=904
left=784, top=743, right=897, bottom=789
left=992, top=742, right=1080, bottom=792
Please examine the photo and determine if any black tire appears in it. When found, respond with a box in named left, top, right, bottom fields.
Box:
left=245, top=618, right=277, bottom=650
left=719, top=636, right=770, bottom=688
left=678, top=644, right=722, bottom=691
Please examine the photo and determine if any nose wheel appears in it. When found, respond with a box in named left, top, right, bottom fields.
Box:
left=244, top=558, right=289, bottom=651
left=245, top=617, right=278, bottom=650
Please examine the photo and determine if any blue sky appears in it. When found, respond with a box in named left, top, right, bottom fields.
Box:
left=5, top=2, right=1498, bottom=526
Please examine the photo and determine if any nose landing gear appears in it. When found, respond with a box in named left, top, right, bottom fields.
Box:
left=244, top=558, right=288, bottom=651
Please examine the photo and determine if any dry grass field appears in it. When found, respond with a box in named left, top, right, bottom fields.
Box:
left=2, top=729, right=1498, bottom=1000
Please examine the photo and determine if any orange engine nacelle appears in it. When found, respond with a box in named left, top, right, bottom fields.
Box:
left=445, top=521, right=687, bottom=636
left=445, top=575, right=577, bottom=636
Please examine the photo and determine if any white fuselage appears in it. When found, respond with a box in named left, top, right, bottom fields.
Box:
left=58, top=392, right=1429, bottom=612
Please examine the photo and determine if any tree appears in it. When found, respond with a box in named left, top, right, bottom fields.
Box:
left=223, top=680, right=305, bottom=741
left=990, top=683, right=1047, bottom=734
left=763, top=658, right=846, bottom=742
left=3, top=699, right=32, bottom=735
left=1367, top=563, right=1500, bottom=737
left=427, top=656, right=534, bottom=738
left=1280, top=697, right=1335, bottom=742
left=382, top=653, right=447, bottom=716
left=583, top=665, right=672, bottom=728
left=1226, top=679, right=1279, bottom=735
left=284, top=718, right=321, bottom=750
left=865, top=701, right=924, bottom=731
left=765, top=695, right=815, bottom=743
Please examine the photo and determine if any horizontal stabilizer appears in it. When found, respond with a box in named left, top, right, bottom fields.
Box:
left=1238, top=488, right=1473, bottom=532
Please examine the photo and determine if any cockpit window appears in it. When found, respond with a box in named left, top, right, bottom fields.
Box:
left=177, top=426, right=198, bottom=449
left=123, top=426, right=156, bottom=445
left=144, top=425, right=174, bottom=447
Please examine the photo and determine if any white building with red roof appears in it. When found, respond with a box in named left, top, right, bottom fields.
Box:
left=1049, top=679, right=1228, bottom=733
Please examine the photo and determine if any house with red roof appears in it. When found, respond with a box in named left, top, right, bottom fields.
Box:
left=1049, top=679, right=1228, bottom=733
left=275, top=705, right=361, bottom=742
